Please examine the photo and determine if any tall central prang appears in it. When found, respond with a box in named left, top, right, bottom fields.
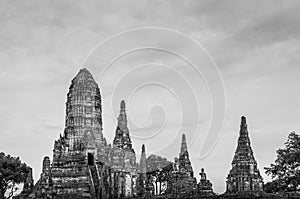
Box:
left=65, top=68, right=103, bottom=148
left=28, top=69, right=138, bottom=199
left=64, top=68, right=107, bottom=159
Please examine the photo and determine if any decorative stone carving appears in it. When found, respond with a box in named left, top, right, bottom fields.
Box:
left=198, top=168, right=214, bottom=196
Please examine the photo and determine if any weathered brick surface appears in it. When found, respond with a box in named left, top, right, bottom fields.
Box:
left=19, top=69, right=221, bottom=199
left=226, top=116, right=264, bottom=195
left=27, top=69, right=138, bottom=199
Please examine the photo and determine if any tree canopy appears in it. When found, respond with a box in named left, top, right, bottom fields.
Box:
left=0, top=152, right=30, bottom=199
left=145, top=154, right=173, bottom=195
left=265, top=131, right=300, bottom=192
left=146, top=154, right=172, bottom=173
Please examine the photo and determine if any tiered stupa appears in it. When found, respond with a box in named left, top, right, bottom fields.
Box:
left=226, top=116, right=264, bottom=194
left=109, top=100, right=137, bottom=197
left=167, top=134, right=197, bottom=195
left=178, top=134, right=194, bottom=177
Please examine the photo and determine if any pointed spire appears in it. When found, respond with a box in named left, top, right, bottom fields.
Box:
left=240, top=116, right=248, bottom=134
left=140, top=144, right=147, bottom=174
left=226, top=116, right=264, bottom=193
left=180, top=133, right=188, bottom=155
left=138, top=144, right=147, bottom=195
left=178, top=133, right=194, bottom=177
left=121, top=100, right=126, bottom=110
left=234, top=116, right=255, bottom=162
left=118, top=100, right=127, bottom=129
left=113, top=100, right=132, bottom=149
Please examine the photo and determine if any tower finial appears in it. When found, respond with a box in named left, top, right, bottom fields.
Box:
left=240, top=116, right=248, bottom=133
left=140, top=144, right=147, bottom=175
left=118, top=100, right=127, bottom=128
left=121, top=100, right=126, bottom=110
left=113, top=100, right=131, bottom=147
left=241, top=116, right=246, bottom=124
left=180, top=133, right=188, bottom=154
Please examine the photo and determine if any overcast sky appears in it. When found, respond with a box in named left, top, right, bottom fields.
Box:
left=1, top=0, right=300, bottom=193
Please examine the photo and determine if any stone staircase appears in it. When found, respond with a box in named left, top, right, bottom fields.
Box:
left=89, top=165, right=101, bottom=199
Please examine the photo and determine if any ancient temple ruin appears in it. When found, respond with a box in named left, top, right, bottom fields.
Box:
left=109, top=100, right=138, bottom=197
left=16, top=68, right=270, bottom=198
left=24, top=69, right=138, bottom=198
left=226, top=116, right=264, bottom=195
left=166, top=134, right=197, bottom=196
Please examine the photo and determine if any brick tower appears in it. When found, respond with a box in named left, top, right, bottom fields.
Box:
left=110, top=100, right=137, bottom=197
left=226, top=116, right=264, bottom=194
left=31, top=69, right=110, bottom=199
left=179, top=134, right=194, bottom=177
left=167, top=134, right=197, bottom=195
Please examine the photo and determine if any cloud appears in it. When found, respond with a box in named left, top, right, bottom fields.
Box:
left=0, top=0, right=300, bottom=194
left=229, top=3, right=300, bottom=51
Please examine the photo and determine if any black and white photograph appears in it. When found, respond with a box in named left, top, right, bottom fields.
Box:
left=0, top=1, right=299, bottom=198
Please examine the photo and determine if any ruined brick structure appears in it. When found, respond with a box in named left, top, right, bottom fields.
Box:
left=198, top=168, right=214, bottom=196
left=137, top=144, right=148, bottom=197
left=28, top=69, right=138, bottom=199
left=166, top=134, right=197, bottom=196
left=109, top=100, right=137, bottom=197
left=20, top=68, right=274, bottom=199
left=178, top=134, right=194, bottom=177
left=226, top=116, right=264, bottom=194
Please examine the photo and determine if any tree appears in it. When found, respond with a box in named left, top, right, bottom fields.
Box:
left=146, top=154, right=172, bottom=173
left=265, top=131, right=300, bottom=192
left=146, top=154, right=172, bottom=195
left=0, top=152, right=30, bottom=199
